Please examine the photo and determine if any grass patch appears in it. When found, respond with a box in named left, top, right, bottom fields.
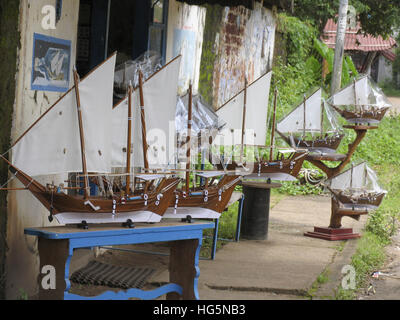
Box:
left=379, top=81, right=400, bottom=97
left=333, top=163, right=400, bottom=299
left=307, top=268, right=330, bottom=298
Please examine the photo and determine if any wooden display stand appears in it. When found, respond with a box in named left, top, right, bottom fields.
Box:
left=304, top=125, right=377, bottom=240
left=306, top=125, right=377, bottom=178
left=304, top=197, right=369, bottom=240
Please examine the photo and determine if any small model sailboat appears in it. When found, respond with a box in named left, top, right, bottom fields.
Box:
left=325, top=161, right=387, bottom=210
left=327, top=75, right=392, bottom=125
left=211, top=71, right=307, bottom=181
left=1, top=53, right=179, bottom=226
left=277, top=88, right=344, bottom=154
left=164, top=83, right=241, bottom=220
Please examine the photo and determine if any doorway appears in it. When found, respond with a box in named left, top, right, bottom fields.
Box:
left=76, top=0, right=168, bottom=76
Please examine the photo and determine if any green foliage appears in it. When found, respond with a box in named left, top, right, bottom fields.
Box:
left=365, top=165, right=400, bottom=243
left=338, top=116, right=400, bottom=166
left=351, top=232, right=386, bottom=285
left=380, top=80, right=400, bottom=97
left=313, top=39, right=358, bottom=91
left=290, top=0, right=400, bottom=39
left=278, top=179, right=323, bottom=196
left=271, top=14, right=322, bottom=121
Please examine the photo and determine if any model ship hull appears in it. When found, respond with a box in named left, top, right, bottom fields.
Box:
left=277, top=130, right=344, bottom=153
left=212, top=151, right=307, bottom=181
left=7, top=161, right=180, bottom=223
left=163, top=175, right=240, bottom=219
left=331, top=189, right=386, bottom=209
left=332, top=105, right=389, bottom=124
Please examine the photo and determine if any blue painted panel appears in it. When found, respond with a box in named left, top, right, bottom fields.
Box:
left=68, top=229, right=204, bottom=249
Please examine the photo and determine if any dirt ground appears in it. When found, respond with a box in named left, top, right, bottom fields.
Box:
left=358, top=228, right=400, bottom=300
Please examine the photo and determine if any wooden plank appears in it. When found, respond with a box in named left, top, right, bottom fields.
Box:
left=168, top=239, right=199, bottom=300
left=241, top=182, right=282, bottom=189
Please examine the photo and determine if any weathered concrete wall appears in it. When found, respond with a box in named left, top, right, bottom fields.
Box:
left=167, top=1, right=276, bottom=109
left=166, top=0, right=206, bottom=95
left=5, top=0, right=79, bottom=299
left=211, top=3, right=276, bottom=108
left=0, top=0, right=21, bottom=300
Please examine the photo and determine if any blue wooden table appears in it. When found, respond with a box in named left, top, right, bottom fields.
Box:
left=25, top=221, right=214, bottom=300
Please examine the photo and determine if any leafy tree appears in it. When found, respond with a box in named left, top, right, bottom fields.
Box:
left=287, top=0, right=400, bottom=38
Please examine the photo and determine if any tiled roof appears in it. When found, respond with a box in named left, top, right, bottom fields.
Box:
left=381, top=49, right=396, bottom=62
left=322, top=19, right=397, bottom=52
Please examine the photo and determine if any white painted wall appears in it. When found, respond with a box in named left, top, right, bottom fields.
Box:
left=377, top=55, right=393, bottom=84
left=6, top=0, right=79, bottom=299
left=166, top=0, right=206, bottom=95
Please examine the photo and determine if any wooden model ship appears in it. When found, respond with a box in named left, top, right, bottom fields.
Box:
left=277, top=88, right=344, bottom=154
left=0, top=53, right=180, bottom=226
left=163, top=83, right=241, bottom=220
left=211, top=72, right=307, bottom=181
left=327, top=75, right=392, bottom=125
left=325, top=161, right=387, bottom=210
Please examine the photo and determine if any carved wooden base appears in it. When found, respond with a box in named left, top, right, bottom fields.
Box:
left=304, top=197, right=368, bottom=241
left=304, top=227, right=360, bottom=241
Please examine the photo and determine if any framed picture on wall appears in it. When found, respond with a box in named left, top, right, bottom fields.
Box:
left=31, top=33, right=71, bottom=92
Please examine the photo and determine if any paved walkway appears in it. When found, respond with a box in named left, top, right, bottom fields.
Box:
left=151, top=195, right=368, bottom=299
left=67, top=194, right=368, bottom=300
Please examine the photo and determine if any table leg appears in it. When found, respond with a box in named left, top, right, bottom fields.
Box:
left=38, top=238, right=71, bottom=300
left=167, top=238, right=201, bottom=300
left=211, top=219, right=219, bottom=260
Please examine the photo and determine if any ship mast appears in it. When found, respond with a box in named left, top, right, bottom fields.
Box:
left=138, top=71, right=149, bottom=172
left=353, top=78, right=358, bottom=114
left=185, top=82, right=193, bottom=194
left=320, top=99, right=324, bottom=137
left=240, top=78, right=248, bottom=164
left=73, top=68, right=89, bottom=200
left=269, top=88, right=278, bottom=162
left=350, top=163, right=354, bottom=190
left=303, top=94, right=306, bottom=138
left=125, top=83, right=133, bottom=195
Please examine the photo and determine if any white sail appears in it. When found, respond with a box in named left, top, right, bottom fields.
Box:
left=214, top=71, right=272, bottom=146
left=12, top=54, right=116, bottom=176
left=328, top=162, right=366, bottom=190
left=112, top=56, right=182, bottom=169
left=328, top=75, right=392, bottom=108
left=277, top=88, right=322, bottom=134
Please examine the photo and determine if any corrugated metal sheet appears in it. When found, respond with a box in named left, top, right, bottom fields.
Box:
left=322, top=19, right=397, bottom=52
